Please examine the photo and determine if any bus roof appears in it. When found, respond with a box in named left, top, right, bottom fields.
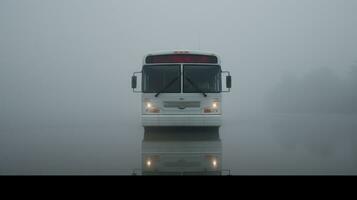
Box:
left=143, top=50, right=221, bottom=65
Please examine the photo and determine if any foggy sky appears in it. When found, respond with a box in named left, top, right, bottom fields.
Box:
left=1, top=0, right=357, bottom=175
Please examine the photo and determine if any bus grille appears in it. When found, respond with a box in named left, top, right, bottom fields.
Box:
left=163, top=101, right=201, bottom=108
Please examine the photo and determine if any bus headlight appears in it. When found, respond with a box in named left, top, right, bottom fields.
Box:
left=206, top=155, right=219, bottom=169
left=146, top=159, right=152, bottom=168
left=212, top=159, right=218, bottom=168
left=145, top=102, right=160, bottom=113
left=212, top=102, right=218, bottom=109
left=145, top=156, right=159, bottom=169
left=146, top=102, right=152, bottom=109
left=203, top=102, right=220, bottom=113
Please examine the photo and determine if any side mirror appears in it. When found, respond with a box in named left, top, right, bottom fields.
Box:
left=131, top=75, right=137, bottom=89
left=226, top=75, right=232, bottom=89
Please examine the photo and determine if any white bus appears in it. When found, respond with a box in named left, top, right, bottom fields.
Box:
left=131, top=50, right=231, bottom=128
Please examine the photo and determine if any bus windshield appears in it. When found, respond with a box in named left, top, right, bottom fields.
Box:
left=184, top=65, right=221, bottom=93
left=142, top=65, right=181, bottom=93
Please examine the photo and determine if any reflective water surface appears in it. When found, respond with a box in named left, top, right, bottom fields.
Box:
left=1, top=114, right=357, bottom=175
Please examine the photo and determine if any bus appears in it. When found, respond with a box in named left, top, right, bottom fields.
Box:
left=131, top=50, right=231, bottom=128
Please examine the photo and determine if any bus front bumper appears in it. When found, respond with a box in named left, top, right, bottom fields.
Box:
left=142, top=115, right=222, bottom=127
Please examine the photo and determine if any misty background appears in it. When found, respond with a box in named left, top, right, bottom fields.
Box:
left=0, top=0, right=356, bottom=175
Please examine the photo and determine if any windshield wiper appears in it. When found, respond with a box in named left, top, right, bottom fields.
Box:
left=185, top=77, right=207, bottom=97
left=155, top=76, right=180, bottom=97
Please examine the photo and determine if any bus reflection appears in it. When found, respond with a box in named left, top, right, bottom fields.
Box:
left=142, top=127, right=222, bottom=176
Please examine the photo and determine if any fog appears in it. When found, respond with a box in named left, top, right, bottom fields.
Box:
left=1, top=0, right=357, bottom=175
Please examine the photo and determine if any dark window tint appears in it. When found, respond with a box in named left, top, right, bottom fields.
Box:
left=142, top=65, right=181, bottom=93
left=184, top=65, right=221, bottom=93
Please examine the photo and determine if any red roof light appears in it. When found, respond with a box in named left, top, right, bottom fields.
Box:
left=146, top=54, right=218, bottom=64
